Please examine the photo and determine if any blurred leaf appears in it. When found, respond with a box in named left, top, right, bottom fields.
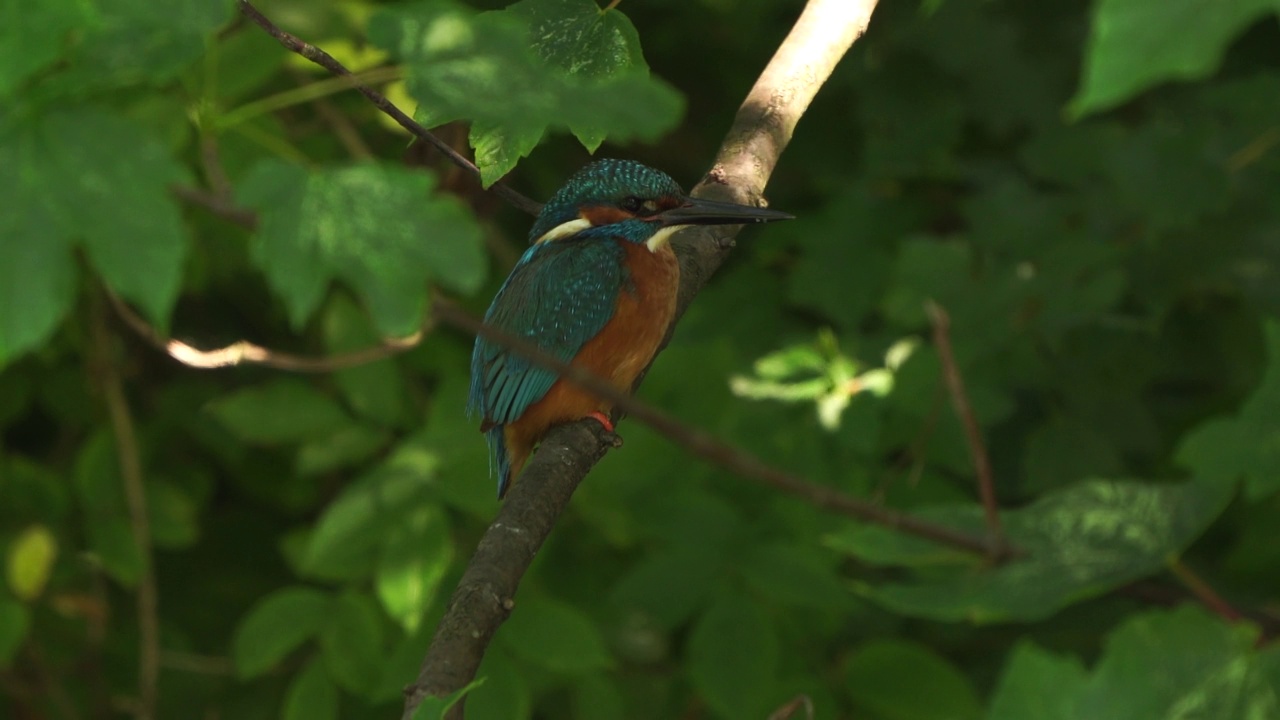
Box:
left=147, top=479, right=200, bottom=549
left=232, top=586, right=331, bottom=679
left=609, top=547, right=725, bottom=628
left=302, top=443, right=437, bottom=579
left=501, top=595, right=612, bottom=674
left=283, top=656, right=339, bottom=720
left=206, top=379, right=351, bottom=445
left=1077, top=606, right=1276, bottom=719
left=845, top=639, right=981, bottom=720
left=237, top=160, right=484, bottom=334
left=468, top=650, right=531, bottom=720
left=5, top=525, right=56, bottom=601
left=986, top=642, right=1087, bottom=720
left=0, top=593, right=27, bottom=667
left=295, top=423, right=390, bottom=477
left=323, top=294, right=411, bottom=427
left=0, top=108, right=187, bottom=364
left=738, top=542, right=850, bottom=611
left=320, top=592, right=386, bottom=696
left=687, top=593, right=778, bottom=720
left=572, top=674, right=627, bottom=720
left=1178, top=320, right=1280, bottom=499
left=376, top=505, right=453, bottom=633
left=73, top=432, right=142, bottom=585
left=0, top=0, right=95, bottom=98
left=1072, top=0, right=1280, bottom=116
left=369, top=0, right=682, bottom=183
left=831, top=478, right=1233, bottom=621
left=411, top=678, right=486, bottom=720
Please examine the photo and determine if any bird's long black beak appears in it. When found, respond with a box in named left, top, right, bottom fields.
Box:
left=659, top=196, right=794, bottom=227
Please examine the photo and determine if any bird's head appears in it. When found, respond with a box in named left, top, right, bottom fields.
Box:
left=528, top=159, right=793, bottom=251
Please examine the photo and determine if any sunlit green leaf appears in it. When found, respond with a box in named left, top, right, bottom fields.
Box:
left=1072, top=0, right=1280, bottom=116
left=987, top=642, right=1087, bottom=720
left=5, top=525, right=56, bottom=601
left=238, top=160, right=485, bottom=334
left=376, top=505, right=453, bottom=632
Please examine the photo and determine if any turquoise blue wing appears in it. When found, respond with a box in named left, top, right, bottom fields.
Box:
left=468, top=238, right=625, bottom=428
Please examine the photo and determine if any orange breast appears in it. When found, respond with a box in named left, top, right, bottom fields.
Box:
left=501, top=240, right=680, bottom=483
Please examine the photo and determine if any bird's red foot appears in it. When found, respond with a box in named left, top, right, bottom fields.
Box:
left=586, top=411, right=615, bottom=433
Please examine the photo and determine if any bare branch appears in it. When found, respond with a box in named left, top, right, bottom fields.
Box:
left=105, top=288, right=428, bottom=373
left=1167, top=559, right=1244, bottom=624
left=235, top=0, right=542, bottom=217
left=926, top=301, right=1009, bottom=557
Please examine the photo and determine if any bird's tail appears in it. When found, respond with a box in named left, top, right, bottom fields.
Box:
left=486, top=425, right=513, bottom=499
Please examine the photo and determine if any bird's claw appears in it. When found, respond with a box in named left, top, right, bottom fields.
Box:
left=586, top=411, right=624, bottom=448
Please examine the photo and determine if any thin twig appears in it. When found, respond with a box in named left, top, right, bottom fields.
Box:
left=926, top=301, right=1007, bottom=557
left=767, top=695, right=815, bottom=720
left=89, top=294, right=159, bottom=720
left=105, top=287, right=428, bottom=373
left=1167, top=559, right=1244, bottom=624
left=170, top=185, right=259, bottom=227
left=236, top=0, right=542, bottom=216
left=434, top=300, right=1004, bottom=555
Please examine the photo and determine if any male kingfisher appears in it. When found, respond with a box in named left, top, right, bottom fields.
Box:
left=468, top=159, right=792, bottom=498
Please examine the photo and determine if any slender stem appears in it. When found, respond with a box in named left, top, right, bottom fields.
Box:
left=926, top=301, right=1007, bottom=557
left=89, top=294, right=159, bottom=720
left=216, top=65, right=403, bottom=129
left=1168, top=558, right=1244, bottom=623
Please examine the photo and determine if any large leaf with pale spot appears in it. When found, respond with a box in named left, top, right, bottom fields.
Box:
left=828, top=478, right=1233, bottom=622
left=237, top=161, right=484, bottom=335
left=0, top=107, right=187, bottom=367
left=369, top=0, right=683, bottom=184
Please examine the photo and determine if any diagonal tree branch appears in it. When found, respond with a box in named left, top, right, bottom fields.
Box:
left=404, top=0, right=880, bottom=717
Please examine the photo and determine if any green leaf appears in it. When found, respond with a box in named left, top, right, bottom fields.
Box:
left=320, top=592, right=386, bottom=696
left=845, top=639, right=981, bottom=720
left=205, top=379, right=351, bottom=445
left=322, top=295, right=411, bottom=427
left=5, top=525, right=56, bottom=601
left=830, top=478, right=1233, bottom=622
left=986, top=642, right=1087, bottom=720
left=0, top=108, right=187, bottom=364
left=295, top=423, right=391, bottom=477
left=73, top=432, right=142, bottom=585
left=232, top=586, right=331, bottom=679
left=738, top=542, right=850, bottom=611
left=0, top=0, right=96, bottom=98
left=468, top=651, right=531, bottom=720
left=1078, top=606, right=1275, bottom=720
left=411, top=678, right=486, bottom=720
left=609, top=547, right=725, bottom=628
left=1071, top=0, right=1280, bottom=116
left=283, top=657, right=339, bottom=720
left=501, top=595, right=611, bottom=674
left=687, top=593, right=778, bottom=720
left=302, top=444, right=438, bottom=579
left=369, top=0, right=683, bottom=183
left=147, top=479, right=200, bottom=550
left=54, top=0, right=231, bottom=91
left=1178, top=320, right=1280, bottom=499
left=0, top=593, right=28, bottom=667
left=376, top=505, right=453, bottom=633
left=238, top=160, right=485, bottom=334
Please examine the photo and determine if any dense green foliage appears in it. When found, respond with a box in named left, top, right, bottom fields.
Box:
left=2, top=0, right=1280, bottom=717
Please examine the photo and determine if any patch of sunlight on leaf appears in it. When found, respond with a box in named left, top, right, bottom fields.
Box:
left=732, top=329, right=911, bottom=430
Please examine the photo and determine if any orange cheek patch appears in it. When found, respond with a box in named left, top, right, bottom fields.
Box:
left=581, top=205, right=633, bottom=225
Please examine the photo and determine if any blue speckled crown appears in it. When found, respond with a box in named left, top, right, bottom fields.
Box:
left=527, top=159, right=686, bottom=242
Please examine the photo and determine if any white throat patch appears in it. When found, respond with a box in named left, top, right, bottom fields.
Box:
left=533, top=218, right=592, bottom=244
left=645, top=225, right=682, bottom=252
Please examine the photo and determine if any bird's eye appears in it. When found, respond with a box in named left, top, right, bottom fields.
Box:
left=621, top=196, right=644, bottom=213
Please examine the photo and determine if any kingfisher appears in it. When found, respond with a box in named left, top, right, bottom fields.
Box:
left=468, top=159, right=792, bottom=498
